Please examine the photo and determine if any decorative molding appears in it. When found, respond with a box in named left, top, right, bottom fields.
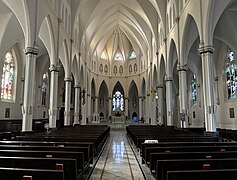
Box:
left=49, top=65, right=60, bottom=72
left=177, top=63, right=188, bottom=71
left=198, top=42, right=214, bottom=54
left=165, top=76, right=173, bottom=82
left=24, top=46, right=39, bottom=55
left=64, top=77, right=73, bottom=82
left=157, top=84, right=164, bottom=88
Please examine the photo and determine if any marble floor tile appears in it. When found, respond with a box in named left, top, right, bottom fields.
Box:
left=90, top=124, right=145, bottom=180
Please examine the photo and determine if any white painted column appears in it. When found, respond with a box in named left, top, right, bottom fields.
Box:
left=138, top=96, right=142, bottom=120
left=48, top=65, right=60, bottom=128
left=214, top=77, right=220, bottom=105
left=145, top=91, right=151, bottom=124
left=198, top=44, right=216, bottom=132
left=87, top=93, right=91, bottom=123
left=64, top=77, right=72, bottom=126
left=80, top=89, right=86, bottom=125
left=125, top=97, right=128, bottom=118
left=157, top=84, right=164, bottom=125
left=177, top=64, right=188, bottom=128
left=95, top=96, right=98, bottom=114
left=73, top=85, right=80, bottom=125
left=108, top=98, right=112, bottom=121
left=165, top=77, right=173, bottom=126
left=22, top=46, right=38, bottom=132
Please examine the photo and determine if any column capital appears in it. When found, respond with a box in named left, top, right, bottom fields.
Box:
left=49, top=65, right=60, bottom=72
left=177, top=63, right=188, bottom=71
left=74, top=84, right=81, bottom=88
left=64, top=77, right=73, bottom=82
left=165, top=76, right=173, bottom=82
left=24, top=46, right=39, bottom=55
left=198, top=43, right=214, bottom=54
left=157, top=84, right=164, bottom=88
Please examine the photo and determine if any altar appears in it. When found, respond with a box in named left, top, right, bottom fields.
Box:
left=111, top=107, right=125, bottom=123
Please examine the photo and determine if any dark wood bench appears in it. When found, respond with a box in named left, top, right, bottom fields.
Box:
left=0, top=149, right=84, bottom=173
left=0, top=145, right=91, bottom=167
left=167, top=169, right=237, bottom=180
left=144, top=145, right=237, bottom=165
left=0, top=156, right=77, bottom=180
left=0, top=140, right=93, bottom=162
left=141, top=141, right=237, bottom=161
left=156, top=158, right=237, bottom=180
left=150, top=151, right=237, bottom=173
left=0, top=167, right=64, bottom=180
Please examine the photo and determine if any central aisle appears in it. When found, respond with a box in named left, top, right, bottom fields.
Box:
left=90, top=124, right=145, bottom=180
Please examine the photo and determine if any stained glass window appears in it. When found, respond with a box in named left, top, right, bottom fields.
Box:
left=226, top=50, right=237, bottom=99
left=42, top=73, right=47, bottom=105
left=1, top=51, right=14, bottom=100
left=130, top=50, right=136, bottom=59
left=112, top=91, right=124, bottom=111
left=191, top=74, right=197, bottom=105
left=114, top=51, right=123, bottom=61
left=101, top=51, right=108, bottom=59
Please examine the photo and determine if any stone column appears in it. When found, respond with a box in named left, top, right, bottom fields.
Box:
left=64, top=77, right=72, bottom=126
left=165, top=76, right=173, bottom=126
left=198, top=43, right=216, bottom=132
left=157, top=84, right=164, bottom=125
left=108, top=98, right=112, bottom=121
left=73, top=84, right=80, bottom=125
left=22, top=46, right=38, bottom=132
left=214, top=77, right=220, bottom=105
left=48, top=65, right=60, bottom=128
left=177, top=64, right=188, bottom=128
left=125, top=97, right=128, bottom=118
left=95, top=96, right=98, bottom=114
left=139, top=96, right=142, bottom=120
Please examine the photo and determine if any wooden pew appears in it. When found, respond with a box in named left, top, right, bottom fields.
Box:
left=149, top=151, right=237, bottom=173
left=156, top=158, right=237, bottom=180
left=166, top=169, right=237, bottom=180
left=141, top=141, right=237, bottom=161
left=144, top=145, right=237, bottom=165
left=0, top=150, right=84, bottom=173
left=0, top=156, right=77, bottom=180
left=0, top=145, right=91, bottom=167
left=0, top=167, right=64, bottom=180
left=0, top=140, right=93, bottom=163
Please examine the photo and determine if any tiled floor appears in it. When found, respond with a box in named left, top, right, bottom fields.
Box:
left=90, top=123, right=145, bottom=180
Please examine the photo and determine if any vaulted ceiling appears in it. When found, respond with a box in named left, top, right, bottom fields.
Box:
left=71, top=0, right=166, bottom=59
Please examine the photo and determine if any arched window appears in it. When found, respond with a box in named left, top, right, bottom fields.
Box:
left=226, top=49, right=237, bottom=99
left=99, top=64, right=103, bottom=73
left=119, top=65, right=123, bottom=74
left=1, top=51, right=14, bottom=100
left=101, top=50, right=108, bottom=59
left=113, top=66, right=117, bottom=74
left=114, top=51, right=123, bottom=61
left=112, top=91, right=124, bottom=111
left=42, top=73, right=47, bottom=106
left=134, top=63, right=137, bottom=73
left=104, top=65, right=108, bottom=74
left=129, top=50, right=136, bottom=59
left=191, top=74, right=197, bottom=105
left=129, top=65, right=132, bottom=74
